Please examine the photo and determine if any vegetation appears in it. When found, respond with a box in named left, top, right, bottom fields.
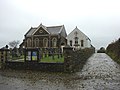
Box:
left=64, top=47, right=95, bottom=73
left=8, top=54, right=64, bottom=63
left=97, top=47, right=106, bottom=53
left=9, top=40, right=20, bottom=48
left=9, top=55, right=24, bottom=61
left=106, top=38, right=120, bottom=64
left=40, top=55, right=64, bottom=63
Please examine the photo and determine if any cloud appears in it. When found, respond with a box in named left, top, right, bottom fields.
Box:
left=0, top=0, right=120, bottom=49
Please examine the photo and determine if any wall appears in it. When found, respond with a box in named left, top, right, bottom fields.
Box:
left=64, top=46, right=95, bottom=73
left=5, top=61, right=64, bottom=72
left=1, top=47, right=95, bottom=73
left=66, top=27, right=91, bottom=49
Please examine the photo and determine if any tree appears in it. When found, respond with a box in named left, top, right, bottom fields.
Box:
left=9, top=40, right=20, bottom=48
left=97, top=47, right=106, bottom=53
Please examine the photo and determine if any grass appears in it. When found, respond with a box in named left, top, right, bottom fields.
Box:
left=8, top=54, right=64, bottom=63
left=9, top=55, right=24, bottom=60
left=40, top=55, right=64, bottom=63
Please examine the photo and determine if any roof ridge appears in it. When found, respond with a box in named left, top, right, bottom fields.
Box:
left=75, top=27, right=91, bottom=41
left=31, top=27, right=37, bottom=29
left=47, top=25, right=63, bottom=28
left=75, top=27, right=88, bottom=37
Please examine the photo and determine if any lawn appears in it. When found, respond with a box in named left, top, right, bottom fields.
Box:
left=40, top=55, right=64, bottom=63
left=7, top=54, right=64, bottom=63
left=9, top=55, right=24, bottom=60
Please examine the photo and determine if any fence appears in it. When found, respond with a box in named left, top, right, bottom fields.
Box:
left=0, top=48, right=63, bottom=62
left=0, top=48, right=64, bottom=72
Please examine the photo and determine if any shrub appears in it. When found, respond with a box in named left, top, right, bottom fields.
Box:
left=64, top=47, right=95, bottom=73
left=97, top=47, right=106, bottom=53
left=106, top=38, right=120, bottom=64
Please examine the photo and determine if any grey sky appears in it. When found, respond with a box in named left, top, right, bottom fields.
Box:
left=0, top=0, right=120, bottom=49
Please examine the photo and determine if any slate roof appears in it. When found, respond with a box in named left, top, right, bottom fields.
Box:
left=47, top=26, right=62, bottom=35
left=25, top=24, right=67, bottom=37
left=25, top=27, right=37, bottom=37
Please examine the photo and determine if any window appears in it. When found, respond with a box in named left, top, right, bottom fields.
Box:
left=75, top=37, right=78, bottom=44
left=39, top=30, right=43, bottom=33
left=70, top=40, right=72, bottom=46
left=52, top=38, right=57, bottom=47
left=81, top=40, right=84, bottom=47
left=43, top=38, right=48, bottom=47
left=27, top=38, right=32, bottom=47
left=35, top=38, right=39, bottom=47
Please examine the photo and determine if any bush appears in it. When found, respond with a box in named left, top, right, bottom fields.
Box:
left=106, top=38, right=120, bottom=64
left=97, top=47, right=106, bottom=53
left=64, top=47, right=95, bottom=73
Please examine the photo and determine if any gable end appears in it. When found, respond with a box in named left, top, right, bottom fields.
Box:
left=34, top=27, right=49, bottom=35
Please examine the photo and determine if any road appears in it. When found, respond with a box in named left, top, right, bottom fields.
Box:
left=0, top=53, right=120, bottom=90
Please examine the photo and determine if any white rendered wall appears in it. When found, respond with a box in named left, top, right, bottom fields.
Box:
left=66, top=27, right=91, bottom=49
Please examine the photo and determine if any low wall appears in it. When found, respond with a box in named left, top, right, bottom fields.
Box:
left=64, top=47, right=95, bottom=73
left=5, top=61, right=64, bottom=72
left=1, top=47, right=95, bottom=73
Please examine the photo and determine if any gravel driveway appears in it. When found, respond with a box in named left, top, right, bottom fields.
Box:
left=77, top=53, right=120, bottom=90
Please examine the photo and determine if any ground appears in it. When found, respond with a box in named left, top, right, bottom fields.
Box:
left=0, top=53, right=120, bottom=90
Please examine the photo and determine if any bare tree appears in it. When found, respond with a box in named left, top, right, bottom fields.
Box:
left=9, top=40, right=20, bottom=48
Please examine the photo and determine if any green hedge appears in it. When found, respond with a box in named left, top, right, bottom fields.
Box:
left=64, top=47, right=95, bottom=73
left=106, top=38, right=120, bottom=64
left=97, top=47, right=106, bottom=53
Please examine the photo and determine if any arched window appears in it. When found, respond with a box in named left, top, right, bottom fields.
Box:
left=35, top=38, right=39, bottom=47
left=70, top=40, right=72, bottom=46
left=52, top=38, right=57, bottom=47
left=27, top=38, right=31, bottom=47
left=75, top=37, right=78, bottom=44
left=43, top=38, right=48, bottom=47
left=81, top=40, right=84, bottom=47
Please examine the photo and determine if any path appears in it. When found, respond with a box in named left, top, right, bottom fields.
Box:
left=77, top=53, right=120, bottom=90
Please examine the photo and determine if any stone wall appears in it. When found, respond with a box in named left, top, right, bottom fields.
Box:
left=64, top=47, right=95, bottom=73
left=1, top=47, right=95, bottom=73
left=5, top=61, right=64, bottom=72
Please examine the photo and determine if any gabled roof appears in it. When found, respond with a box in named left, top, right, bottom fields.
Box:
left=33, top=23, right=50, bottom=35
left=25, top=24, right=67, bottom=37
left=47, top=25, right=63, bottom=35
left=67, top=26, right=91, bottom=41
left=25, top=27, right=37, bottom=37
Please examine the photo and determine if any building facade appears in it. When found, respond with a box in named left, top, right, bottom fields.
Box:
left=66, top=26, right=91, bottom=49
left=21, top=24, right=67, bottom=49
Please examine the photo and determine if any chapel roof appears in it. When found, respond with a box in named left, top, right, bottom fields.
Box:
left=67, top=26, right=91, bottom=41
left=25, top=24, right=67, bottom=37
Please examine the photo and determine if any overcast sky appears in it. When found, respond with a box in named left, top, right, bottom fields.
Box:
left=0, top=0, right=120, bottom=49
